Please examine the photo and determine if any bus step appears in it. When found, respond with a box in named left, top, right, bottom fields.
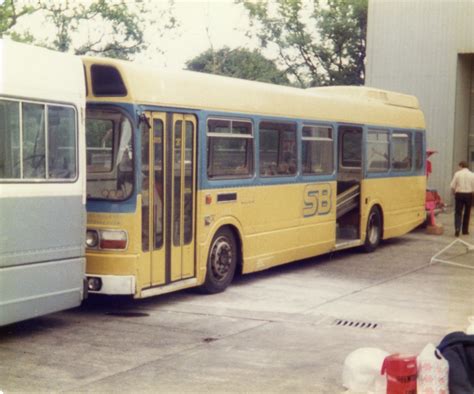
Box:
left=336, top=184, right=360, bottom=218
left=334, top=239, right=362, bottom=251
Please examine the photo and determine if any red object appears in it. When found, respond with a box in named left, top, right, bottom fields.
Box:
left=425, top=189, right=445, bottom=225
left=426, top=159, right=432, bottom=177
left=381, top=354, right=417, bottom=394
left=426, top=149, right=437, bottom=178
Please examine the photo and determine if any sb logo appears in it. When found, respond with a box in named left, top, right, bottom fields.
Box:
left=303, top=183, right=332, bottom=217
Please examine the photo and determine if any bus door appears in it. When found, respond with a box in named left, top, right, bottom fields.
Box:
left=336, top=126, right=363, bottom=243
left=143, top=112, right=196, bottom=287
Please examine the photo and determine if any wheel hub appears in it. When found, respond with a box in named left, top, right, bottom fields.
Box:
left=210, top=237, right=233, bottom=280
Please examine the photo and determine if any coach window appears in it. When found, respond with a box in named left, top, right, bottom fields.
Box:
left=414, top=132, right=424, bottom=171
left=259, top=121, right=297, bottom=176
left=22, top=103, right=46, bottom=179
left=207, top=118, right=253, bottom=178
left=302, top=125, right=333, bottom=175
left=367, top=129, right=389, bottom=172
left=0, top=100, right=77, bottom=181
left=48, top=106, right=76, bottom=179
left=0, top=100, right=20, bottom=179
left=392, top=131, right=412, bottom=171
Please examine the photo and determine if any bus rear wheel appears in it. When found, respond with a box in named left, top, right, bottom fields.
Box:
left=363, top=207, right=382, bottom=253
left=200, top=227, right=237, bottom=294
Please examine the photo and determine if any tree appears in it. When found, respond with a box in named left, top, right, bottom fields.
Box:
left=0, top=1, right=39, bottom=42
left=186, top=47, right=290, bottom=85
left=0, top=0, right=177, bottom=60
left=241, top=0, right=367, bottom=87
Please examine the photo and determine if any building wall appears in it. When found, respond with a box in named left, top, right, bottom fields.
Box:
left=366, top=0, right=474, bottom=200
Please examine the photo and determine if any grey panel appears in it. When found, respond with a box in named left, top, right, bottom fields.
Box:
left=366, top=0, right=474, bottom=200
left=0, top=195, right=85, bottom=268
left=0, top=257, right=85, bottom=326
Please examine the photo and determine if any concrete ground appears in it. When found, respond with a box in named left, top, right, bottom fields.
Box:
left=1, top=211, right=473, bottom=393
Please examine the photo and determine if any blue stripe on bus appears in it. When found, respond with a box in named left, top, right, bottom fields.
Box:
left=85, top=103, right=426, bottom=201
left=86, top=196, right=137, bottom=213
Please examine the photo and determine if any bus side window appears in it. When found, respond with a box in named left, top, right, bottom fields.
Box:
left=340, top=128, right=362, bottom=168
left=414, top=132, right=424, bottom=171
left=259, top=121, right=297, bottom=177
left=367, top=129, right=389, bottom=173
left=392, top=132, right=412, bottom=171
left=22, top=102, right=46, bottom=179
left=0, top=100, right=20, bottom=179
left=48, top=106, right=76, bottom=179
left=302, top=125, right=333, bottom=175
left=207, top=118, right=253, bottom=179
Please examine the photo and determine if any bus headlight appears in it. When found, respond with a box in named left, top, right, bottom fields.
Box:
left=99, top=230, right=128, bottom=250
left=86, top=230, right=99, bottom=248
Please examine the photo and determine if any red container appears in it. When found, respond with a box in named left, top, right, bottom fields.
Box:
left=381, top=354, right=417, bottom=394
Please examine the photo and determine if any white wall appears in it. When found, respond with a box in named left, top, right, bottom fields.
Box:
left=366, top=0, right=474, bottom=200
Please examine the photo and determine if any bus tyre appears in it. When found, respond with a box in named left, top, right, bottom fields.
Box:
left=363, top=207, right=382, bottom=253
left=200, top=227, right=237, bottom=294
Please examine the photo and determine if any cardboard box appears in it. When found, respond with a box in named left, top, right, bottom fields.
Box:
left=426, top=224, right=443, bottom=235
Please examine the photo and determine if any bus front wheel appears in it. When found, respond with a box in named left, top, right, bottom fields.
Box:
left=200, top=227, right=237, bottom=294
left=363, top=207, right=382, bottom=253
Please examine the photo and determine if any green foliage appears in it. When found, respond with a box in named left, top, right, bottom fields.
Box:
left=241, top=0, right=367, bottom=87
left=186, top=47, right=290, bottom=86
left=1, top=0, right=177, bottom=60
left=0, top=0, right=39, bottom=40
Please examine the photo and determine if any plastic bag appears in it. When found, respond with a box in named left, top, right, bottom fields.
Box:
left=417, top=343, right=449, bottom=394
left=342, top=347, right=388, bottom=393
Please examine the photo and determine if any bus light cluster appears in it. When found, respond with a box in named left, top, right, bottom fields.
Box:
left=86, top=229, right=128, bottom=250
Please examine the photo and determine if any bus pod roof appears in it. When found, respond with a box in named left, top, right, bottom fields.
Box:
left=83, top=56, right=425, bottom=130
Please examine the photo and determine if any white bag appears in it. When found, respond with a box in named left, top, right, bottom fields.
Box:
left=417, top=343, right=449, bottom=394
left=342, top=347, right=388, bottom=393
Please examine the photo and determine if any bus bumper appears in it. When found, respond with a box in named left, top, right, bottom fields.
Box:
left=86, top=274, right=135, bottom=295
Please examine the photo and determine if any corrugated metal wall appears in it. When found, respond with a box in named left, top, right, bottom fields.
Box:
left=366, top=0, right=474, bottom=200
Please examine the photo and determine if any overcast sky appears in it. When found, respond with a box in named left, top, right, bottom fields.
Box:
left=137, top=0, right=258, bottom=69
left=7, top=0, right=259, bottom=70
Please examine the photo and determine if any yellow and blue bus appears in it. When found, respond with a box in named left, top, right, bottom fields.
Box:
left=0, top=40, right=87, bottom=325
left=83, top=57, right=426, bottom=298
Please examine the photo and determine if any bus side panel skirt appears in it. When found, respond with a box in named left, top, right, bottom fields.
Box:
left=0, top=257, right=85, bottom=326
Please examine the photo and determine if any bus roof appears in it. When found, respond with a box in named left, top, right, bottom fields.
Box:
left=82, top=56, right=425, bottom=130
left=0, top=39, right=85, bottom=106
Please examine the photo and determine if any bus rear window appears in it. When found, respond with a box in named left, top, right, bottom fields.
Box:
left=86, top=108, right=133, bottom=200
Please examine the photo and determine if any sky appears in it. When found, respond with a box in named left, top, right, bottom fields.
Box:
left=6, top=0, right=259, bottom=70
left=138, top=0, right=258, bottom=69
left=136, top=0, right=257, bottom=68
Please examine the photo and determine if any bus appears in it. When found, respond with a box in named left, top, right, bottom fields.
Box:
left=0, top=40, right=87, bottom=325
left=83, top=57, right=426, bottom=298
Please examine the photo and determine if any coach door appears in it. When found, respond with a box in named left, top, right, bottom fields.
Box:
left=143, top=112, right=196, bottom=287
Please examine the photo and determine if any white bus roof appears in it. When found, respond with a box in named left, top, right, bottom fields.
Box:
left=0, top=39, right=85, bottom=106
